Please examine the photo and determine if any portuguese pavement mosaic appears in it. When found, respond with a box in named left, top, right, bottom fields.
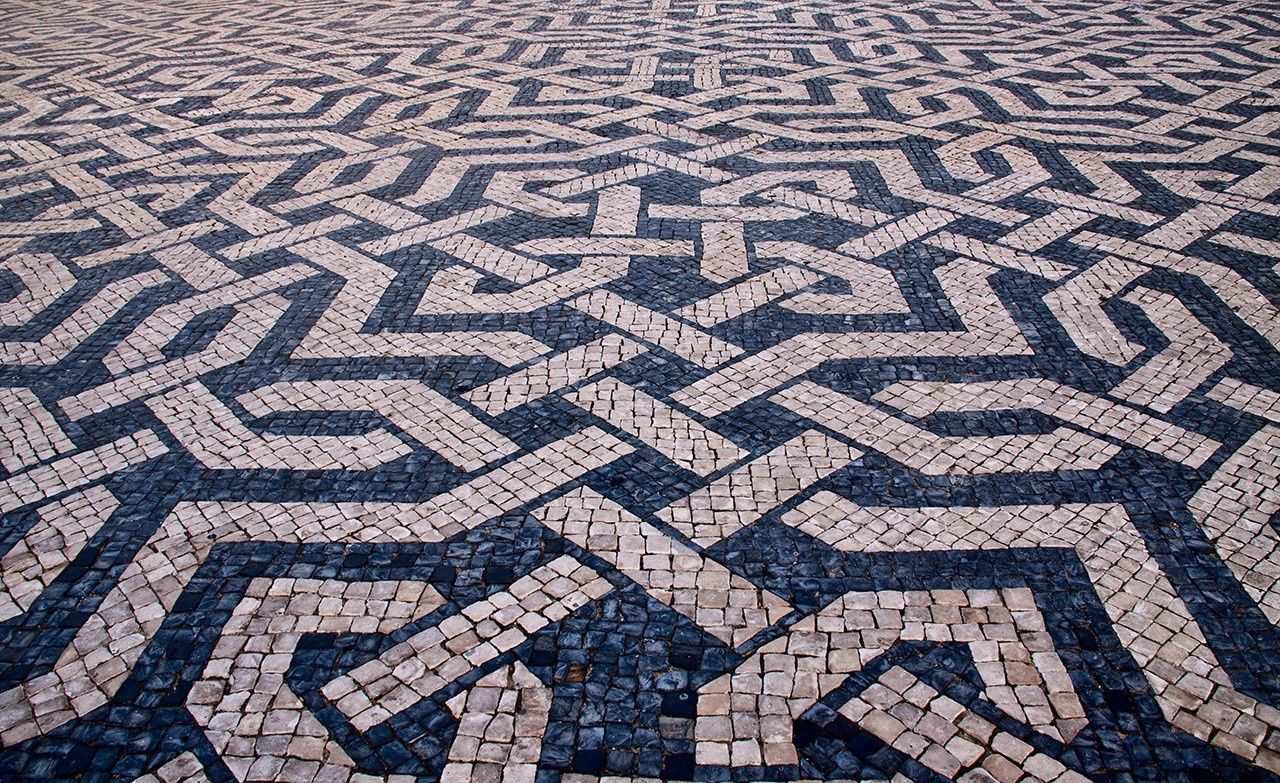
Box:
left=1, top=0, right=1280, bottom=780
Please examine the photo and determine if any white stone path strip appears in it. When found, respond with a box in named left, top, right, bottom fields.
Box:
left=137, top=578, right=591, bottom=783
left=0, top=429, right=167, bottom=515
left=60, top=294, right=293, bottom=421
left=534, top=487, right=790, bottom=647
left=416, top=256, right=630, bottom=316
left=655, top=430, right=861, bottom=547
left=774, top=381, right=1120, bottom=475
left=131, top=751, right=210, bottom=783
left=1209, top=377, right=1280, bottom=421
left=60, top=263, right=321, bottom=421
left=0, top=253, right=76, bottom=328
left=566, top=378, right=747, bottom=476
left=1, top=386, right=75, bottom=473
left=439, top=661, right=551, bottom=783
left=754, top=241, right=909, bottom=317
left=1194, top=379, right=1280, bottom=630
left=1080, top=230, right=1280, bottom=352
left=323, top=556, right=610, bottom=732
left=464, top=334, right=647, bottom=415
left=429, top=231, right=553, bottom=286
left=696, top=220, right=750, bottom=283
left=842, top=666, right=1091, bottom=783
left=188, top=577, right=445, bottom=783
left=0, top=428, right=631, bottom=746
left=0, top=269, right=170, bottom=366
left=1041, top=255, right=1149, bottom=366
left=928, top=232, right=1075, bottom=281
left=101, top=263, right=314, bottom=375
left=355, top=204, right=502, bottom=259
left=148, top=378, right=519, bottom=473
left=672, top=258, right=1032, bottom=418
left=568, top=289, right=743, bottom=369
left=1188, top=425, right=1280, bottom=628
left=289, top=236, right=546, bottom=365
left=785, top=495, right=1280, bottom=773
left=0, top=487, right=118, bottom=621
left=238, top=379, right=520, bottom=473
left=871, top=377, right=1221, bottom=468
left=148, top=382, right=413, bottom=471
left=695, top=587, right=1084, bottom=769
left=324, top=477, right=800, bottom=741
left=674, top=266, right=822, bottom=328
left=1113, top=287, right=1231, bottom=413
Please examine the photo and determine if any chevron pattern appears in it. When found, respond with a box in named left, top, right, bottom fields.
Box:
left=1, top=0, right=1279, bottom=780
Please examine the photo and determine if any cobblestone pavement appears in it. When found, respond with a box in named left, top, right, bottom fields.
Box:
left=1, top=0, right=1279, bottom=781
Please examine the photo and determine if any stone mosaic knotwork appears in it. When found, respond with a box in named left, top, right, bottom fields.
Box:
left=1, top=0, right=1279, bottom=780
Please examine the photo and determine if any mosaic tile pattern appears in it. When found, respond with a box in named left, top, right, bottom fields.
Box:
left=1, top=0, right=1279, bottom=780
